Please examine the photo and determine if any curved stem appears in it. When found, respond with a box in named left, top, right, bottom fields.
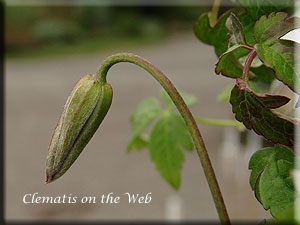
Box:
left=96, top=53, right=230, bottom=224
left=242, top=50, right=257, bottom=83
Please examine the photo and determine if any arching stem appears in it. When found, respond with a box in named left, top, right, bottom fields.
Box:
left=242, top=50, right=257, bottom=83
left=96, top=53, right=230, bottom=224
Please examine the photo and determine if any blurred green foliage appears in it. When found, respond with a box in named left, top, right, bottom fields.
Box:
left=5, top=6, right=209, bottom=58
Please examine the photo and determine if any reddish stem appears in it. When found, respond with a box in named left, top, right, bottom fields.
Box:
left=242, top=50, right=257, bottom=83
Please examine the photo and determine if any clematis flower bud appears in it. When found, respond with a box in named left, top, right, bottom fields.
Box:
left=46, top=74, right=113, bottom=183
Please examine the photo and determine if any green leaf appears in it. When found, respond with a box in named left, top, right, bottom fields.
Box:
left=216, top=47, right=277, bottom=84
left=216, top=46, right=253, bottom=78
left=238, top=0, right=294, bottom=21
left=160, top=89, right=198, bottom=109
left=256, top=40, right=300, bottom=94
left=250, top=65, right=275, bottom=84
left=215, top=12, right=276, bottom=85
left=194, top=9, right=235, bottom=57
left=253, top=13, right=300, bottom=93
left=230, top=79, right=295, bottom=147
left=249, top=145, right=296, bottom=219
left=127, top=97, right=161, bottom=152
left=127, top=135, right=148, bottom=152
left=149, top=113, right=193, bottom=190
left=237, top=12, right=257, bottom=45
left=226, top=13, right=247, bottom=47
left=254, top=12, right=300, bottom=43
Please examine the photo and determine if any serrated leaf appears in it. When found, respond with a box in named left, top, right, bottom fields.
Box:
left=237, top=12, right=257, bottom=45
left=253, top=12, right=300, bottom=94
left=238, top=0, right=294, bottom=21
left=249, top=145, right=296, bottom=219
left=230, top=79, right=295, bottom=147
left=149, top=113, right=193, bottom=190
left=226, top=13, right=247, bottom=47
left=194, top=9, right=235, bottom=57
left=160, top=89, right=198, bottom=109
left=257, top=95, right=290, bottom=109
left=127, top=97, right=161, bottom=152
left=254, top=12, right=300, bottom=43
left=127, top=135, right=148, bottom=152
left=216, top=47, right=277, bottom=85
left=216, top=46, right=254, bottom=78
left=256, top=40, right=300, bottom=94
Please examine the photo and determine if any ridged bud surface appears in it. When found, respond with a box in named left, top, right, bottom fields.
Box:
left=46, top=75, right=113, bottom=183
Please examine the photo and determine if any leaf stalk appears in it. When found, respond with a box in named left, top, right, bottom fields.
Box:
left=242, top=50, right=257, bottom=83
left=195, top=117, right=246, bottom=131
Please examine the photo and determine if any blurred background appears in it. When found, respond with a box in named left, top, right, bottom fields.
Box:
left=5, top=3, right=271, bottom=222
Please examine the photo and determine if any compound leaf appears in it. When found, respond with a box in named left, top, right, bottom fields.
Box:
left=230, top=79, right=295, bottom=147
left=149, top=113, right=193, bottom=190
left=249, top=145, right=296, bottom=219
left=127, top=97, right=161, bottom=152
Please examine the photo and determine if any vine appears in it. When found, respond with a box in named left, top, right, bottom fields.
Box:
left=45, top=0, right=299, bottom=223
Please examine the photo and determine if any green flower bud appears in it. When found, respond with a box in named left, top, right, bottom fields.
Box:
left=46, top=74, right=113, bottom=183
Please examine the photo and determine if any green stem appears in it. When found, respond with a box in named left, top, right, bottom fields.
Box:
left=96, top=53, right=230, bottom=224
left=195, top=117, right=245, bottom=131
left=210, top=0, right=221, bottom=27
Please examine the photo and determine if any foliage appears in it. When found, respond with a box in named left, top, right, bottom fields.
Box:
left=128, top=89, right=198, bottom=189
left=128, top=0, right=299, bottom=222
left=249, top=145, right=296, bottom=220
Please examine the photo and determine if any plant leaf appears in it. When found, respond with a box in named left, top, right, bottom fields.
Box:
left=215, top=13, right=252, bottom=78
left=193, top=9, right=235, bottom=57
left=253, top=12, right=300, bottom=94
left=230, top=79, right=295, bottom=147
left=238, top=0, right=294, bottom=21
left=149, top=113, right=193, bottom=190
left=237, top=12, right=257, bottom=45
left=257, top=95, right=290, bottom=109
left=127, top=135, right=148, bottom=152
left=250, top=65, right=275, bottom=84
left=160, top=89, right=198, bottom=109
left=216, top=46, right=253, bottom=78
left=249, top=145, right=296, bottom=219
left=256, top=40, right=300, bottom=94
left=127, top=97, right=161, bottom=152
left=254, top=12, right=300, bottom=43
left=226, top=13, right=247, bottom=47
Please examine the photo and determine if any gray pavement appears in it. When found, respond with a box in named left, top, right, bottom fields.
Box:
left=5, top=32, right=270, bottom=221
